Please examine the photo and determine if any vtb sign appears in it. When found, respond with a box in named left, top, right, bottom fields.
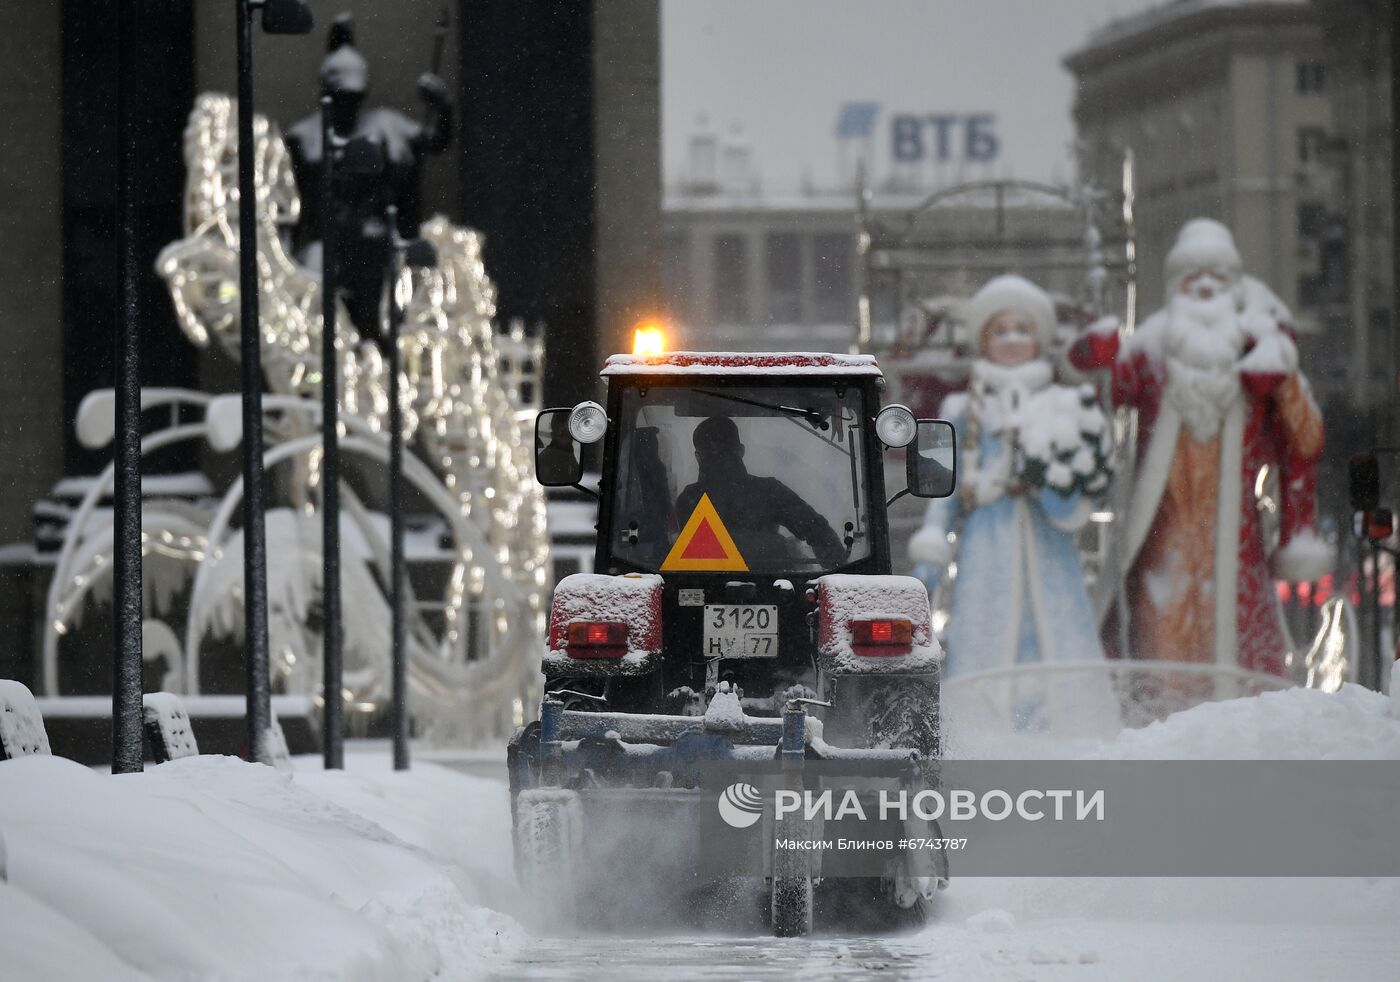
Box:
left=835, top=104, right=1001, bottom=165
left=891, top=113, right=999, bottom=163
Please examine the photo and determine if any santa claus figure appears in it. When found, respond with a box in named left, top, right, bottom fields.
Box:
left=1070, top=219, right=1330, bottom=676
left=912, top=275, right=1118, bottom=732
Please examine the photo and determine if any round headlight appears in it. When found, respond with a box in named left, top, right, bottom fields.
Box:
left=568, top=401, right=609, bottom=444
left=876, top=404, right=917, bottom=448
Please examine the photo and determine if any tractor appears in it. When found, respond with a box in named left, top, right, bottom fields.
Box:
left=509, top=348, right=956, bottom=935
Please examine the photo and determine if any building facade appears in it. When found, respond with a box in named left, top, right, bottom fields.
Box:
left=1065, top=0, right=1396, bottom=560
left=1063, top=0, right=1375, bottom=401
left=662, top=183, right=1098, bottom=355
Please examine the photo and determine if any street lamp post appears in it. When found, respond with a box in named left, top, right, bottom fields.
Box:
left=112, top=0, right=144, bottom=775
left=383, top=205, right=437, bottom=772
left=234, top=0, right=312, bottom=764
left=387, top=230, right=408, bottom=771
left=319, top=95, right=344, bottom=770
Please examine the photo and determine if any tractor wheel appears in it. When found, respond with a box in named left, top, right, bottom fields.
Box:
left=771, top=875, right=813, bottom=937
left=771, top=813, right=816, bottom=936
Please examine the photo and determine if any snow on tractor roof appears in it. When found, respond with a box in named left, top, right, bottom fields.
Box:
left=601, top=351, right=882, bottom=378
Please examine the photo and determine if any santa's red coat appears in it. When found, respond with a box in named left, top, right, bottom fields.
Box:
left=1069, top=321, right=1324, bottom=675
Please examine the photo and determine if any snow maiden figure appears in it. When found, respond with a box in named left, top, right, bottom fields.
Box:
left=911, top=275, right=1118, bottom=733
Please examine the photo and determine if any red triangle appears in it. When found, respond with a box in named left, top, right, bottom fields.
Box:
left=681, top=517, right=728, bottom=560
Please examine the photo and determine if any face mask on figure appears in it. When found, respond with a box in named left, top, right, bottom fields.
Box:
left=981, top=310, right=1041, bottom=367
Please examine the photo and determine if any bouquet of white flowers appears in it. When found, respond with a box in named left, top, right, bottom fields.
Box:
left=1013, top=384, right=1113, bottom=497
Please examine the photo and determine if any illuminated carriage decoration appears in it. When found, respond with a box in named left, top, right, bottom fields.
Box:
left=41, top=94, right=548, bottom=742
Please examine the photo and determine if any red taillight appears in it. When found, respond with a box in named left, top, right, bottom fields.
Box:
left=566, top=621, right=627, bottom=658
left=851, top=618, right=913, bottom=654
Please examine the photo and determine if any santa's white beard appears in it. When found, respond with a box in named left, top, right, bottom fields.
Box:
left=1162, top=289, right=1245, bottom=442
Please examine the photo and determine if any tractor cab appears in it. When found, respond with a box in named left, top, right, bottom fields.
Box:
left=513, top=349, right=956, bottom=935
left=534, top=352, right=953, bottom=711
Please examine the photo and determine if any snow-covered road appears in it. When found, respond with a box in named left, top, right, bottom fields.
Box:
left=487, top=936, right=916, bottom=981
left=3, top=685, right=1400, bottom=980
left=483, top=884, right=1400, bottom=982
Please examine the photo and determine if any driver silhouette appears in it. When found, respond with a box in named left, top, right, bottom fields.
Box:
left=675, top=416, right=847, bottom=568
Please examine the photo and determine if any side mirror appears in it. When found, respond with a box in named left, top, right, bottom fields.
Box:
left=535, top=408, right=584, bottom=488
left=907, top=419, right=956, bottom=498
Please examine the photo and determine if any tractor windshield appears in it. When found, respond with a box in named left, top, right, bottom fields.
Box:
left=608, top=383, right=871, bottom=574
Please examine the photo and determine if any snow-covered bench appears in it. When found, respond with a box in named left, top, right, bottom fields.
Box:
left=138, top=690, right=300, bottom=768
left=0, top=680, right=52, bottom=760
left=142, top=692, right=200, bottom=763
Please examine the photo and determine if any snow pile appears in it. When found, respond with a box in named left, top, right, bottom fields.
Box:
left=948, top=681, right=1400, bottom=762
left=0, top=753, right=520, bottom=981
left=1093, top=683, right=1400, bottom=760
left=925, top=684, right=1400, bottom=980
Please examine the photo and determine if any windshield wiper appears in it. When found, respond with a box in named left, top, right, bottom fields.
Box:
left=693, top=389, right=824, bottom=426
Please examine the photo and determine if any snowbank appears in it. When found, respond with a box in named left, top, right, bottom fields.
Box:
left=927, top=684, right=1400, bottom=980
left=947, top=680, right=1400, bottom=761
left=1093, top=684, right=1400, bottom=760
left=0, top=754, right=520, bottom=981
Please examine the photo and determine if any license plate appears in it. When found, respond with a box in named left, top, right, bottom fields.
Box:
left=703, top=605, right=778, bottom=659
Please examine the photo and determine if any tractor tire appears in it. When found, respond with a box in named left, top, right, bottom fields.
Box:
left=771, top=875, right=813, bottom=937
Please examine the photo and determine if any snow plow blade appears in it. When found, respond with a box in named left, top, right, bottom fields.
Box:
left=508, top=689, right=946, bottom=934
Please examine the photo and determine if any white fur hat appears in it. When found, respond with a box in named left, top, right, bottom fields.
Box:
left=1164, top=218, right=1243, bottom=293
left=963, top=274, right=1056, bottom=353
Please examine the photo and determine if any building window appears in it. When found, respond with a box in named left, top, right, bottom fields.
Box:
left=1318, top=239, right=1349, bottom=303
left=1296, top=60, right=1325, bottom=94
left=713, top=234, right=749, bottom=324
left=764, top=232, right=802, bottom=323
left=1297, top=127, right=1327, bottom=165
left=1297, top=202, right=1326, bottom=238
left=1369, top=308, right=1392, bottom=367
left=812, top=233, right=853, bottom=323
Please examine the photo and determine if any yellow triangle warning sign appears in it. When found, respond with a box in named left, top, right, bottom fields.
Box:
left=660, top=493, right=749, bottom=572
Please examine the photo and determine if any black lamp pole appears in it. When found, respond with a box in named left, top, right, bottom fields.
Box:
left=385, top=204, right=409, bottom=772
left=235, top=0, right=312, bottom=763
left=320, top=95, right=344, bottom=770
left=235, top=0, right=272, bottom=765
left=112, top=0, right=144, bottom=775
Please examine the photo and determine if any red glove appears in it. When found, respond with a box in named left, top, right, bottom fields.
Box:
left=1069, top=329, right=1119, bottom=372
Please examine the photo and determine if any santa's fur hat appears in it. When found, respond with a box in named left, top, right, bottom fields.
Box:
left=1165, top=219, right=1243, bottom=295
left=963, top=274, right=1056, bottom=354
